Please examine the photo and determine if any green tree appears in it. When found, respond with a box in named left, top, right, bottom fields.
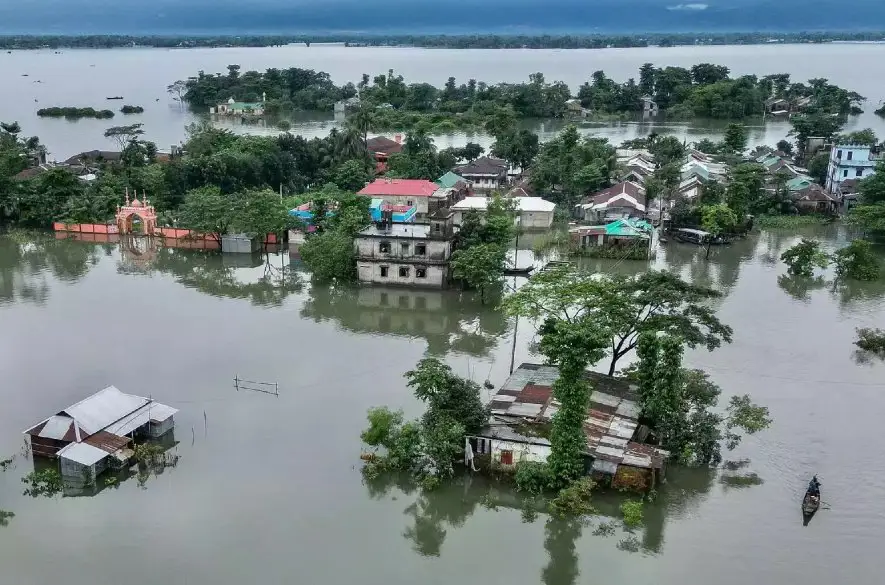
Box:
left=300, top=230, right=357, bottom=282
left=531, top=126, right=615, bottom=206
left=103, top=123, right=145, bottom=150
left=780, top=239, right=830, bottom=276
left=638, top=63, right=656, bottom=96
left=405, top=358, right=488, bottom=435
left=722, top=123, right=748, bottom=153
left=836, top=128, right=878, bottom=146
left=176, top=186, right=234, bottom=243
left=776, top=139, right=793, bottom=155
left=700, top=204, right=737, bottom=258
left=807, top=153, right=830, bottom=185
left=537, top=317, right=609, bottom=484
left=503, top=266, right=732, bottom=375
left=849, top=203, right=885, bottom=238
left=231, top=188, right=291, bottom=240
left=451, top=243, right=506, bottom=304
left=789, top=113, right=844, bottom=158
left=333, top=159, right=371, bottom=192
left=491, top=129, right=540, bottom=173
left=19, top=168, right=86, bottom=226
left=632, top=337, right=771, bottom=465
left=849, top=162, right=885, bottom=238
left=832, top=240, right=881, bottom=281
left=648, top=135, right=685, bottom=166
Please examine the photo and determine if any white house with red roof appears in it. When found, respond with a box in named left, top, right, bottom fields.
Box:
left=358, top=178, right=443, bottom=216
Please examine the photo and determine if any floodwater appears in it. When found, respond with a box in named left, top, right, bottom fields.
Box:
left=1, top=227, right=883, bottom=584
left=2, top=43, right=885, bottom=159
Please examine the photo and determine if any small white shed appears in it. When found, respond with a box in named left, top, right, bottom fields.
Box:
left=58, top=442, right=109, bottom=482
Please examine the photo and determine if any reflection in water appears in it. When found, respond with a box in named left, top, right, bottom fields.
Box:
left=0, top=233, right=305, bottom=307
left=542, top=518, right=582, bottom=585
left=778, top=274, right=828, bottom=302
left=0, top=232, right=101, bottom=305
left=301, top=285, right=509, bottom=356
left=361, top=466, right=721, bottom=584
left=150, top=247, right=303, bottom=307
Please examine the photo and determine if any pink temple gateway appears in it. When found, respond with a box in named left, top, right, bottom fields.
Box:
left=53, top=189, right=279, bottom=249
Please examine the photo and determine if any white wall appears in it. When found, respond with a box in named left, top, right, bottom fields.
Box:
left=453, top=208, right=553, bottom=229
left=355, top=237, right=451, bottom=262
left=357, top=262, right=448, bottom=287
left=149, top=417, right=174, bottom=438
left=479, top=438, right=552, bottom=469
left=465, top=176, right=503, bottom=192
left=520, top=210, right=554, bottom=229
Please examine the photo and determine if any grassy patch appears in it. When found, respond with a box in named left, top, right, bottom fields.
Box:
left=620, top=500, right=644, bottom=527
left=532, top=231, right=571, bottom=255
left=755, top=214, right=832, bottom=229
left=719, top=472, right=764, bottom=488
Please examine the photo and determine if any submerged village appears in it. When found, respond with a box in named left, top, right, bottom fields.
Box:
left=2, top=60, right=885, bottom=533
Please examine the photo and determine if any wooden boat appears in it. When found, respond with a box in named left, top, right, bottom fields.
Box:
left=106, top=96, right=124, bottom=100
left=802, top=489, right=820, bottom=523
left=504, top=266, right=534, bottom=277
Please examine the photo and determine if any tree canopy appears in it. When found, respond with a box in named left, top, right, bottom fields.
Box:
left=503, top=266, right=733, bottom=375
left=531, top=126, right=615, bottom=206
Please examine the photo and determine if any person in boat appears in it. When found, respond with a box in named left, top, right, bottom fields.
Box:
left=807, top=475, right=821, bottom=496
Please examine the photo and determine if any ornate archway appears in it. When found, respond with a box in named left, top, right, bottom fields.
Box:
left=116, top=190, right=158, bottom=236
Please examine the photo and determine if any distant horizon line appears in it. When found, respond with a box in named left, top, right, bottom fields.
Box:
left=3, top=30, right=885, bottom=38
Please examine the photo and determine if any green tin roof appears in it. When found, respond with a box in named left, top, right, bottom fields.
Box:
left=786, top=177, right=814, bottom=191
left=605, top=218, right=652, bottom=238
left=436, top=171, right=467, bottom=189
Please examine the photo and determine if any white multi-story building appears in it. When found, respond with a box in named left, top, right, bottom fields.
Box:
left=826, top=144, right=878, bottom=195
left=354, top=210, right=455, bottom=288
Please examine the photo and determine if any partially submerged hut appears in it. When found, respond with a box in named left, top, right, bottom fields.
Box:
left=469, top=363, right=668, bottom=491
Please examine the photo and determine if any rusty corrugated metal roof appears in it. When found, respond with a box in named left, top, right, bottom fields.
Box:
left=482, top=363, right=666, bottom=472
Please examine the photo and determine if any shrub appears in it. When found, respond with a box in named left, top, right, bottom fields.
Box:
left=855, top=328, right=885, bottom=356
left=120, top=105, right=144, bottom=114
left=755, top=215, right=829, bottom=229
left=833, top=239, right=881, bottom=281
left=620, top=500, right=644, bottom=527
left=780, top=238, right=830, bottom=276
left=592, top=520, right=617, bottom=536
left=22, top=469, right=63, bottom=497
left=549, top=477, right=596, bottom=516
left=515, top=461, right=556, bottom=494
left=0, top=510, right=15, bottom=527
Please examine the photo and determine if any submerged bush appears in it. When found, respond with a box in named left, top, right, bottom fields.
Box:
left=0, top=510, right=15, bottom=527
left=620, top=500, right=644, bottom=527
left=549, top=477, right=596, bottom=516
left=855, top=328, right=885, bottom=356
left=22, top=469, right=63, bottom=497
left=515, top=461, right=556, bottom=494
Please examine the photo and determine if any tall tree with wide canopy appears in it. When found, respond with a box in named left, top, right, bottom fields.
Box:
left=503, top=266, right=732, bottom=375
